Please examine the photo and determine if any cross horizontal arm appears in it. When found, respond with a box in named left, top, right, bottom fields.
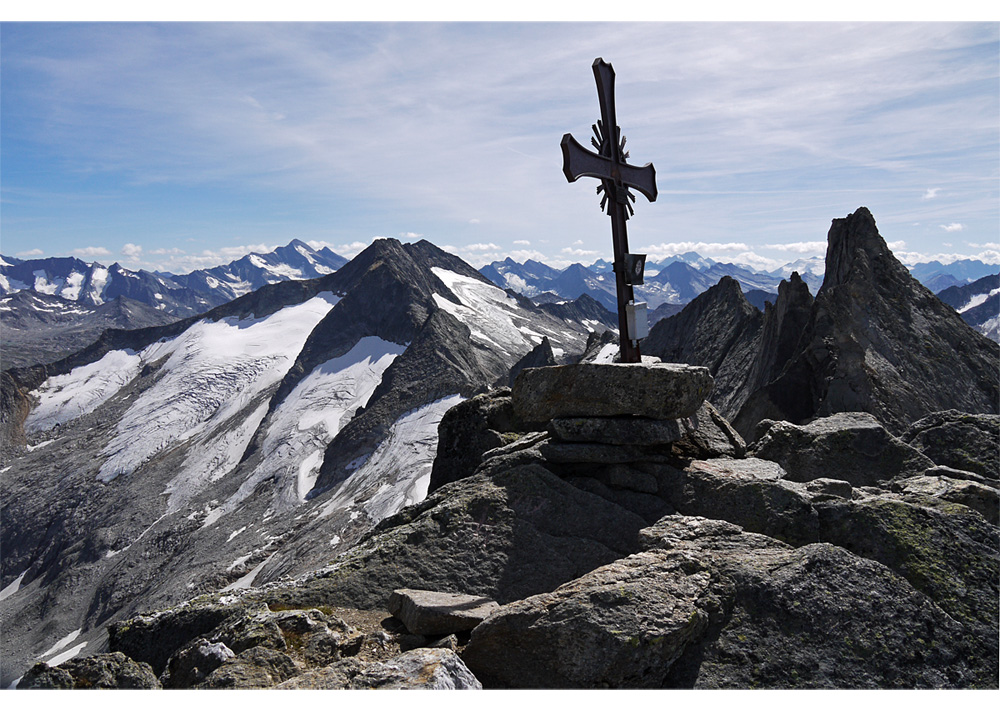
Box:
left=561, top=134, right=658, bottom=203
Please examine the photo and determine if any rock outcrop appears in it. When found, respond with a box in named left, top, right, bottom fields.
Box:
left=733, top=208, right=999, bottom=437
left=903, top=410, right=999, bottom=480
left=644, top=208, right=1000, bottom=441
left=56, top=360, right=994, bottom=690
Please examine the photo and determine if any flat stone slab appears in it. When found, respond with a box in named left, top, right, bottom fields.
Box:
left=388, top=589, right=500, bottom=636
left=512, top=363, right=713, bottom=422
left=549, top=415, right=686, bottom=445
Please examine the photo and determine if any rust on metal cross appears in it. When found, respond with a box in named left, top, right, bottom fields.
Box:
left=561, top=57, right=657, bottom=363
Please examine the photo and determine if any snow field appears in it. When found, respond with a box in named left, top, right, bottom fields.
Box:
left=97, top=293, right=340, bottom=482
left=198, top=336, right=406, bottom=525
left=263, top=336, right=407, bottom=502
left=431, top=267, right=539, bottom=358
left=25, top=349, right=143, bottom=433
left=318, top=394, right=464, bottom=524
left=959, top=286, right=1000, bottom=313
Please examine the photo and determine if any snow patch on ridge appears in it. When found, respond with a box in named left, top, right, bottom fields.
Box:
left=25, top=350, right=144, bottom=433
left=163, top=402, right=270, bottom=513
left=200, top=336, right=406, bottom=525
left=431, top=267, right=534, bottom=358
left=319, top=394, right=464, bottom=524
left=959, top=286, right=1000, bottom=313
left=0, top=571, right=27, bottom=602
left=258, top=336, right=407, bottom=504
left=97, top=293, right=340, bottom=483
left=89, top=266, right=109, bottom=304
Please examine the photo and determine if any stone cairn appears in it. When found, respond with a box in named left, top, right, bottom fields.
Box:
left=430, top=359, right=747, bottom=500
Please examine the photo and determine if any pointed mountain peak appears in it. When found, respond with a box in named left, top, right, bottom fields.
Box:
left=714, top=275, right=748, bottom=300
left=822, top=206, right=899, bottom=292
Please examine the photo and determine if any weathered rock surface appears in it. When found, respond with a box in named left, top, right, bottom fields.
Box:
left=511, top=362, right=713, bottom=421
left=813, top=494, right=999, bottom=639
left=904, top=410, right=999, bottom=480
left=890, top=474, right=999, bottom=525
left=652, top=458, right=820, bottom=544
left=17, top=652, right=160, bottom=689
left=109, top=600, right=364, bottom=684
left=259, top=464, right=647, bottom=612
left=108, top=602, right=242, bottom=676
left=388, top=588, right=499, bottom=636
left=428, top=388, right=525, bottom=494
left=462, top=546, right=728, bottom=688
left=159, top=637, right=236, bottom=688
left=547, top=401, right=745, bottom=458
left=749, top=413, right=935, bottom=486
left=464, top=515, right=990, bottom=689
left=273, top=658, right=365, bottom=689
left=198, top=646, right=299, bottom=689
left=348, top=648, right=481, bottom=689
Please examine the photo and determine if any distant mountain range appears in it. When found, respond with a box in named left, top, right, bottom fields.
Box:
left=481, top=252, right=997, bottom=320
left=936, top=273, right=1000, bottom=341
left=2, top=208, right=996, bottom=689
left=481, top=254, right=811, bottom=315
left=2, top=240, right=997, bottom=371
left=0, top=291, right=178, bottom=370
left=0, top=239, right=347, bottom=319
left=0, top=237, right=615, bottom=684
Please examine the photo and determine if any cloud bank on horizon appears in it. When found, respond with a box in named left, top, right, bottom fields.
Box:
left=1, top=21, right=997, bottom=274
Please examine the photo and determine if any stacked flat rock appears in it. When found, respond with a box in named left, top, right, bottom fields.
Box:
left=512, top=362, right=713, bottom=422
left=511, top=363, right=718, bottom=460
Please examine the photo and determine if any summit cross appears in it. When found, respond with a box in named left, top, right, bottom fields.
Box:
left=561, top=57, right=657, bottom=363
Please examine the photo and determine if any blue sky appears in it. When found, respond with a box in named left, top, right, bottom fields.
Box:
left=2, top=16, right=998, bottom=274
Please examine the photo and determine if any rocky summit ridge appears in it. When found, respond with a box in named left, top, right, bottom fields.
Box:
left=4, top=207, right=999, bottom=690
left=20, top=361, right=995, bottom=689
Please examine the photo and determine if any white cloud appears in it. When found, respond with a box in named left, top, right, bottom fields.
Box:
left=509, top=249, right=548, bottom=263
left=896, top=249, right=1000, bottom=266
left=640, top=241, right=752, bottom=259
left=73, top=246, right=112, bottom=257
left=400, top=232, right=423, bottom=239
left=513, top=240, right=531, bottom=246
left=216, top=244, right=275, bottom=257
left=462, top=243, right=501, bottom=252
left=335, top=241, right=372, bottom=258
left=4, top=23, right=997, bottom=269
left=121, top=243, right=143, bottom=258
left=16, top=248, right=44, bottom=257
left=940, top=223, right=964, bottom=232
left=468, top=218, right=481, bottom=224
left=728, top=251, right=785, bottom=272
left=561, top=247, right=599, bottom=258
left=886, top=240, right=906, bottom=251
left=762, top=241, right=826, bottom=254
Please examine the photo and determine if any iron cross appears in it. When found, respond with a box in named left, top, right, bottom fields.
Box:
left=561, top=58, right=657, bottom=363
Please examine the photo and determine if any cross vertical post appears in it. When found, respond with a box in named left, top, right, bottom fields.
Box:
left=561, top=58, right=657, bottom=363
